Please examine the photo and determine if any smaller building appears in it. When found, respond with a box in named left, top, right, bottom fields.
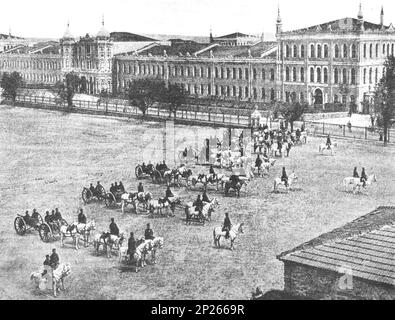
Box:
left=212, top=32, right=263, bottom=46
left=278, top=206, right=395, bottom=300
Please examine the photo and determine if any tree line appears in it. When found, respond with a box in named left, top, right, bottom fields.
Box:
left=1, top=56, right=395, bottom=145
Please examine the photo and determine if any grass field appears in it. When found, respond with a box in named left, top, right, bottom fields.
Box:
left=0, top=105, right=394, bottom=300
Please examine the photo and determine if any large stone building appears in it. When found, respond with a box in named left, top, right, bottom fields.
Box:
left=277, top=206, right=395, bottom=300
left=1, top=5, right=394, bottom=112
left=113, top=4, right=395, bottom=112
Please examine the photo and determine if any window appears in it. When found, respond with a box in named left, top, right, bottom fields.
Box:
left=334, top=68, right=339, bottom=84
left=201, top=84, right=205, bottom=95
left=293, top=45, right=298, bottom=58
left=261, top=88, right=266, bottom=100
left=369, top=44, right=373, bottom=58
left=334, top=94, right=338, bottom=103
left=285, top=67, right=290, bottom=81
left=285, top=92, right=290, bottom=103
left=301, top=45, right=305, bottom=58
left=310, top=67, right=314, bottom=82
left=270, top=69, right=275, bottom=81
left=342, top=68, right=347, bottom=84
left=375, top=68, right=378, bottom=83
left=300, top=67, right=305, bottom=82
left=324, top=68, right=328, bottom=83
left=220, top=68, right=224, bottom=78
left=343, top=44, right=348, bottom=58
left=233, top=68, right=236, bottom=79
left=232, top=86, right=236, bottom=96
left=245, top=87, right=249, bottom=98
left=253, top=88, right=257, bottom=99
left=208, top=67, right=211, bottom=78
left=227, top=68, right=231, bottom=79
left=201, top=67, right=204, bottom=78
left=376, top=44, right=379, bottom=57
left=208, top=84, right=211, bottom=95
left=239, top=68, right=243, bottom=79
left=286, top=45, right=290, bottom=58
left=383, top=44, right=386, bottom=55
left=310, top=44, right=315, bottom=58
left=324, top=44, right=329, bottom=58
left=369, top=68, right=372, bottom=84
left=245, top=68, right=249, bottom=80
left=351, top=68, right=356, bottom=85
left=262, top=69, right=265, bottom=80
left=387, top=44, right=390, bottom=56
left=335, top=45, right=340, bottom=58
left=352, top=44, right=357, bottom=58
left=270, top=89, right=275, bottom=101
left=239, top=86, right=242, bottom=98
left=392, top=44, right=394, bottom=56
left=215, top=67, right=219, bottom=78
left=363, top=68, right=366, bottom=84
left=300, top=92, right=304, bottom=102
left=317, top=68, right=322, bottom=83
left=253, top=68, right=257, bottom=80
left=293, top=67, right=297, bottom=82
left=317, top=44, right=322, bottom=58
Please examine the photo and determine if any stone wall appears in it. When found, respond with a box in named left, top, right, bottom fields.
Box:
left=303, top=112, right=349, bottom=122
left=283, top=261, right=394, bottom=300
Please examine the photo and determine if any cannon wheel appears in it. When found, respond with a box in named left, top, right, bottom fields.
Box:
left=97, top=185, right=107, bottom=200
left=82, top=187, right=92, bottom=203
left=14, top=217, right=27, bottom=235
left=39, top=223, right=52, bottom=243
left=151, top=169, right=162, bottom=184
left=135, top=165, right=143, bottom=179
left=105, top=192, right=116, bottom=207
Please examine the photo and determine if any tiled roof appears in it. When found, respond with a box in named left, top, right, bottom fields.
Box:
left=278, top=207, right=395, bottom=286
left=215, top=32, right=253, bottom=39
left=3, top=41, right=60, bottom=54
left=110, top=32, right=156, bottom=42
left=198, top=41, right=277, bottom=58
left=284, top=17, right=394, bottom=34
left=136, top=40, right=209, bottom=57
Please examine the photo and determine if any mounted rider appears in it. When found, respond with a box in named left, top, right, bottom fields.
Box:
left=144, top=223, right=154, bottom=240
left=44, top=211, right=52, bottom=224
left=209, top=164, right=217, bottom=181
left=326, top=134, right=332, bottom=149
left=49, top=248, right=59, bottom=270
left=146, top=161, right=153, bottom=172
left=89, top=183, right=96, bottom=196
left=95, top=181, right=103, bottom=197
left=360, top=167, right=367, bottom=187
left=127, top=232, right=136, bottom=263
left=31, top=209, right=40, bottom=225
left=141, top=162, right=147, bottom=173
left=137, top=182, right=144, bottom=193
left=222, top=212, right=232, bottom=239
left=109, top=218, right=119, bottom=237
left=54, top=208, right=62, bottom=221
left=255, top=155, right=263, bottom=173
left=281, top=167, right=289, bottom=187
left=193, top=195, right=204, bottom=216
left=78, top=209, right=87, bottom=224
left=164, top=186, right=174, bottom=203
left=353, top=167, right=359, bottom=178
left=23, top=210, right=31, bottom=226
left=119, top=181, right=125, bottom=193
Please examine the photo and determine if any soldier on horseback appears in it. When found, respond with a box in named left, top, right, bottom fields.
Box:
left=326, top=134, right=332, bottom=149
left=95, top=181, right=103, bottom=197
left=144, top=223, right=154, bottom=240
left=138, top=182, right=144, bottom=193
left=54, top=208, right=62, bottom=221
left=222, top=212, right=232, bottom=239
left=209, top=164, right=217, bottom=181
left=109, top=218, right=119, bottom=237
left=78, top=209, right=87, bottom=224
left=49, top=248, right=59, bottom=270
left=281, top=167, right=289, bottom=187
left=353, top=167, right=359, bottom=178
left=165, top=186, right=174, bottom=201
left=255, top=155, right=263, bottom=174
left=127, top=232, right=136, bottom=263
left=31, top=209, right=40, bottom=226
left=119, top=181, right=125, bottom=193
left=193, top=195, right=204, bottom=217
left=89, top=183, right=96, bottom=196
left=360, top=167, right=367, bottom=188
left=202, top=191, right=211, bottom=204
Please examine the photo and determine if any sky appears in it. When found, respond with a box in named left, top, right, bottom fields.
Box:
left=1, top=0, right=395, bottom=39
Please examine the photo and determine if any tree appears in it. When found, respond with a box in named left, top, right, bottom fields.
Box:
left=52, top=72, right=81, bottom=108
left=127, top=79, right=167, bottom=116
left=162, top=83, right=187, bottom=118
left=339, top=83, right=352, bottom=115
left=373, top=56, right=395, bottom=146
left=0, top=72, right=24, bottom=102
left=276, top=101, right=307, bottom=132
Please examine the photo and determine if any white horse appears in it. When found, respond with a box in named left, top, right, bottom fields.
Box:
left=75, top=220, right=96, bottom=246
left=59, top=223, right=82, bottom=250
left=253, top=159, right=276, bottom=176
left=319, top=143, right=336, bottom=155
left=30, top=269, right=50, bottom=291
left=146, top=237, right=164, bottom=264
left=213, top=223, right=244, bottom=250
left=52, top=263, right=71, bottom=297
left=273, top=172, right=298, bottom=193
left=134, top=240, right=153, bottom=272
left=105, top=233, right=126, bottom=258
left=185, top=197, right=220, bottom=222
left=121, top=192, right=137, bottom=214
left=148, top=198, right=170, bottom=216
left=343, top=174, right=377, bottom=194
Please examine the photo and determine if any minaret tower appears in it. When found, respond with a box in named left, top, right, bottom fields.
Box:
left=380, top=6, right=384, bottom=27
left=276, top=6, right=282, bottom=36
left=61, top=21, right=74, bottom=72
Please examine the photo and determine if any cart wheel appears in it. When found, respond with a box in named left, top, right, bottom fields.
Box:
left=39, top=223, right=52, bottom=243
left=135, top=166, right=143, bottom=179
left=82, top=187, right=92, bottom=203
left=14, top=217, right=27, bottom=236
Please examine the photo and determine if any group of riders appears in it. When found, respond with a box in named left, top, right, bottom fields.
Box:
left=140, top=161, right=169, bottom=175
left=23, top=208, right=63, bottom=229
left=353, top=167, right=369, bottom=188
left=22, top=209, right=42, bottom=227
left=109, top=181, right=125, bottom=196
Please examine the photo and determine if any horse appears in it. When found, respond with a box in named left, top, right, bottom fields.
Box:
left=30, top=269, right=49, bottom=291
left=105, top=233, right=126, bottom=258
left=224, top=178, right=249, bottom=197
left=185, top=197, right=220, bottom=223
left=148, top=198, right=171, bottom=216
left=253, top=159, right=276, bottom=177
left=75, top=220, right=96, bottom=246
left=343, top=174, right=377, bottom=194
left=319, top=143, right=336, bottom=155
left=174, top=166, right=193, bottom=187
left=273, top=172, right=298, bottom=193
left=133, top=240, right=153, bottom=272
left=121, top=192, right=137, bottom=214
left=52, top=263, right=71, bottom=297
left=213, top=223, right=244, bottom=250
left=145, top=237, right=164, bottom=264
left=59, top=223, right=82, bottom=250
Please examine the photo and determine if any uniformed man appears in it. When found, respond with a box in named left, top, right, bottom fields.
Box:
left=44, top=211, right=51, bottom=224
left=54, top=208, right=62, bottom=221
left=78, top=209, right=87, bottom=224
left=144, top=223, right=154, bottom=240
left=193, top=195, right=204, bottom=215
left=49, top=248, right=59, bottom=270
left=109, top=183, right=116, bottom=194
left=109, top=218, right=119, bottom=237
left=281, top=167, right=288, bottom=187
left=360, top=167, right=368, bottom=187
left=23, top=210, right=31, bottom=226
left=31, top=209, right=40, bottom=226
left=202, top=191, right=211, bottom=204
left=255, top=155, right=263, bottom=173
left=222, top=212, right=232, bottom=239
left=353, top=167, right=359, bottom=178
left=137, top=182, right=144, bottom=193
left=43, top=255, right=51, bottom=267
left=119, top=181, right=125, bottom=193
left=127, top=232, right=136, bottom=263
left=89, top=183, right=96, bottom=196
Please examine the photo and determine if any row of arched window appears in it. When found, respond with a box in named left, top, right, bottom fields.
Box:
left=362, top=67, right=386, bottom=85
left=20, top=73, right=61, bottom=83
left=1, top=58, right=61, bottom=70
left=284, top=43, right=358, bottom=59
left=285, top=66, right=358, bottom=85
left=363, top=43, right=395, bottom=59
left=117, top=62, right=277, bottom=82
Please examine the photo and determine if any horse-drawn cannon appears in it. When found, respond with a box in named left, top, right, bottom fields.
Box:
left=38, top=218, right=69, bottom=243
left=14, top=213, right=43, bottom=236
left=81, top=184, right=107, bottom=204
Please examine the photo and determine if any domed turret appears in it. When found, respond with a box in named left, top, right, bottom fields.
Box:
left=97, top=16, right=110, bottom=39
left=62, top=22, right=74, bottom=40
